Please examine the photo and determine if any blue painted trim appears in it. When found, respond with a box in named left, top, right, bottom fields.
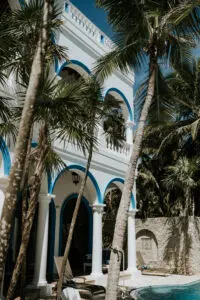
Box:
left=31, top=141, right=37, bottom=148
left=103, top=177, right=136, bottom=209
left=105, top=88, right=133, bottom=121
left=51, top=164, right=102, bottom=204
left=0, top=137, right=11, bottom=176
left=47, top=199, right=56, bottom=280
left=59, top=194, right=93, bottom=256
left=56, top=60, right=91, bottom=76
left=47, top=172, right=52, bottom=194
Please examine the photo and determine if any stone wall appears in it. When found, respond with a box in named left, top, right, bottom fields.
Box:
left=135, top=217, right=200, bottom=275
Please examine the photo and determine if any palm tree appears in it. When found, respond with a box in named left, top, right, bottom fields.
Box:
left=56, top=77, right=124, bottom=299
left=163, top=157, right=198, bottom=217
left=0, top=0, right=67, bottom=284
left=95, top=0, right=200, bottom=298
left=4, top=72, right=94, bottom=299
left=139, top=58, right=200, bottom=217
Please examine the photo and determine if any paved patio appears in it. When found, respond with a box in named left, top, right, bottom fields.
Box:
left=93, top=272, right=200, bottom=289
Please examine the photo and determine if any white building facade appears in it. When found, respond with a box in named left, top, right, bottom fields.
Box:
left=0, top=0, right=139, bottom=289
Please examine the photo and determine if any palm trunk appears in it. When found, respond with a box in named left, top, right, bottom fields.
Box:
left=56, top=139, right=94, bottom=299
left=105, top=67, right=156, bottom=300
left=0, top=1, right=49, bottom=285
left=20, top=126, right=33, bottom=299
left=5, top=126, right=49, bottom=300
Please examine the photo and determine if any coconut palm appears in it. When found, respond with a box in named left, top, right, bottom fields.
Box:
left=163, top=157, right=198, bottom=217
left=0, top=0, right=68, bottom=284
left=56, top=77, right=124, bottom=299
left=4, top=72, right=95, bottom=299
left=138, top=57, right=200, bottom=218
left=95, top=0, right=200, bottom=298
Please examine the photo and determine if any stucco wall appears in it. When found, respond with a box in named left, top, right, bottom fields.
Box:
left=136, top=217, right=200, bottom=275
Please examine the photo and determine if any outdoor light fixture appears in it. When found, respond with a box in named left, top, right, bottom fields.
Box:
left=72, top=172, right=80, bottom=185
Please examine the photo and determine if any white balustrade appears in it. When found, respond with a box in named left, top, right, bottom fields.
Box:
left=64, top=1, right=114, bottom=50
left=106, top=140, right=132, bottom=158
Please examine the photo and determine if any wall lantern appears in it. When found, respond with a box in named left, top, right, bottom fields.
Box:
left=72, top=172, right=80, bottom=185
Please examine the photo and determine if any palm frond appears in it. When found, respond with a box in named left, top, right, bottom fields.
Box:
left=94, top=41, right=146, bottom=82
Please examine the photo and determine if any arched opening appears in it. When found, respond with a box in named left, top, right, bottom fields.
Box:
left=59, top=61, right=90, bottom=82
left=104, top=89, right=133, bottom=152
left=48, top=165, right=101, bottom=279
left=60, top=195, right=92, bottom=276
left=103, top=93, right=126, bottom=151
left=136, top=229, right=159, bottom=266
left=103, top=181, right=127, bottom=271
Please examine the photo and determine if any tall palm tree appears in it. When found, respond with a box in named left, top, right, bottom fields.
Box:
left=56, top=77, right=124, bottom=299
left=4, top=72, right=94, bottom=299
left=0, top=0, right=67, bottom=284
left=163, top=157, right=198, bottom=217
left=95, top=1, right=200, bottom=298
left=137, top=57, right=200, bottom=218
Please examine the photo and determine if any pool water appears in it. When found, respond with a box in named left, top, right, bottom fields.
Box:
left=136, top=281, right=200, bottom=299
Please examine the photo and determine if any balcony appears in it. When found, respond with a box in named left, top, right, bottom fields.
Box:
left=63, top=1, right=114, bottom=50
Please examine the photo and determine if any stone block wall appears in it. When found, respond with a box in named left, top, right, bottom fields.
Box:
left=135, top=217, right=200, bottom=275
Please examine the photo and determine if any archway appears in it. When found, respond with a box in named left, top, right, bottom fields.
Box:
left=102, top=178, right=136, bottom=270
left=104, top=88, right=133, bottom=122
left=136, top=229, right=158, bottom=266
left=57, top=60, right=91, bottom=81
left=59, top=194, right=92, bottom=276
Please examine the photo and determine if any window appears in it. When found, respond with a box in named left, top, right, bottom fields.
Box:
left=100, top=35, right=105, bottom=44
left=65, top=2, right=69, bottom=13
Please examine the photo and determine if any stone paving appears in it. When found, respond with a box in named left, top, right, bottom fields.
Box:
left=95, top=272, right=200, bottom=289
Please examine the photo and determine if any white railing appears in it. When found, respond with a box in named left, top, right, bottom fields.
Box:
left=106, top=140, right=132, bottom=157
left=64, top=1, right=114, bottom=50
left=98, top=126, right=131, bottom=158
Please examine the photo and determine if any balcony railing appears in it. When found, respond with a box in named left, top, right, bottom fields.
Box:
left=64, top=1, right=114, bottom=50
left=106, top=140, right=132, bottom=157
left=98, top=126, right=132, bottom=158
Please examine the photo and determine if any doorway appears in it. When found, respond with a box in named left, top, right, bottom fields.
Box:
left=60, top=196, right=91, bottom=276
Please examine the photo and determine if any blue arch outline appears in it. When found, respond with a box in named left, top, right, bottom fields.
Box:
left=56, top=60, right=91, bottom=76
left=103, top=177, right=136, bottom=209
left=0, top=137, right=11, bottom=176
left=105, top=88, right=133, bottom=121
left=51, top=164, right=102, bottom=204
left=59, top=193, right=93, bottom=256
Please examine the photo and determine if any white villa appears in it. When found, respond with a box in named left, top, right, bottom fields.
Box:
left=0, top=0, right=139, bottom=292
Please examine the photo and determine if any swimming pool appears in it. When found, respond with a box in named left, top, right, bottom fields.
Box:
left=135, top=281, right=200, bottom=299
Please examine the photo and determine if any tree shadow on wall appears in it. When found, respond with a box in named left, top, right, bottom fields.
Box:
left=163, top=217, right=192, bottom=275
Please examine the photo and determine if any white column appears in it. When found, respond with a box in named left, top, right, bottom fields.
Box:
left=91, top=204, right=105, bottom=278
left=127, top=209, right=140, bottom=274
left=0, top=176, right=8, bottom=218
left=126, top=121, right=135, bottom=144
left=33, top=193, right=55, bottom=286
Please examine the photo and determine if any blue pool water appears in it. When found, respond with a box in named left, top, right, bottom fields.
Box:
left=136, top=281, right=200, bottom=299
